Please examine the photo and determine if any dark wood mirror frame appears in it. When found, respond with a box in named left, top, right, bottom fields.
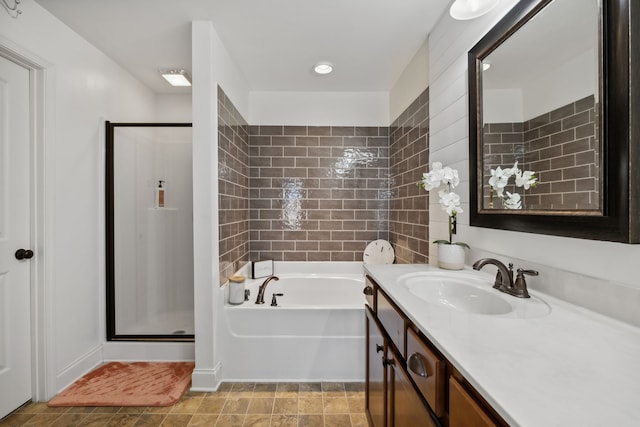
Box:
left=469, top=0, right=639, bottom=243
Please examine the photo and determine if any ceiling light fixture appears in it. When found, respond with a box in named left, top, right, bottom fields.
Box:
left=160, top=69, right=192, bottom=87
left=449, top=0, right=499, bottom=21
left=314, top=63, right=334, bottom=75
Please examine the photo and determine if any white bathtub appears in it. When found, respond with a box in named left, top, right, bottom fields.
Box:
left=219, top=262, right=366, bottom=382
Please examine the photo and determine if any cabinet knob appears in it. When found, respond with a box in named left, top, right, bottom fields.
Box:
left=363, top=286, right=374, bottom=296
left=382, top=356, right=394, bottom=367
left=408, top=353, right=429, bottom=377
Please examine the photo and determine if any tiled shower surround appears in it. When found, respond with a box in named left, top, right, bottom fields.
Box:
left=389, top=88, right=430, bottom=264
left=482, top=95, right=599, bottom=210
left=217, top=86, right=429, bottom=281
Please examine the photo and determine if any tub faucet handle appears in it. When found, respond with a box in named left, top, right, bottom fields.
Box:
left=271, top=293, right=284, bottom=307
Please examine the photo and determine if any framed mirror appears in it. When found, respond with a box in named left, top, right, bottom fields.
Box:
left=468, top=0, right=639, bottom=243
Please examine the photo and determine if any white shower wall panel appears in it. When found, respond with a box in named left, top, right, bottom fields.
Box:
left=113, top=127, right=193, bottom=335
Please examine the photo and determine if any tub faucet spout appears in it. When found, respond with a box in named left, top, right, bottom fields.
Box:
left=256, top=275, right=279, bottom=304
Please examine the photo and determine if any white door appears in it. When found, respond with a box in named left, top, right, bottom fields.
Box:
left=0, top=55, right=32, bottom=418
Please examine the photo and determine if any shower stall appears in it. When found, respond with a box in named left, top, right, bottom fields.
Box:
left=105, top=122, right=194, bottom=341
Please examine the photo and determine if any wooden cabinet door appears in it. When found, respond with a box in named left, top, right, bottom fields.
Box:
left=389, top=351, right=438, bottom=427
left=366, top=307, right=386, bottom=427
left=449, top=377, right=497, bottom=427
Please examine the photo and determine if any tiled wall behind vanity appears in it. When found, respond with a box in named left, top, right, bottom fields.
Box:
left=389, top=87, right=430, bottom=264
left=218, top=87, right=250, bottom=283
left=248, top=126, right=390, bottom=261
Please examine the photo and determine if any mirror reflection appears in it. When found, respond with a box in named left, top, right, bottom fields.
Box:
left=480, top=0, right=601, bottom=212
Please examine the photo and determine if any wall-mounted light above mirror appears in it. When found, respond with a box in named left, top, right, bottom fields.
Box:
left=468, top=0, right=639, bottom=243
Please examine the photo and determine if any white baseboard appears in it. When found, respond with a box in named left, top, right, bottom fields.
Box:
left=190, top=362, right=222, bottom=392
left=53, top=345, right=103, bottom=396
left=102, top=341, right=195, bottom=362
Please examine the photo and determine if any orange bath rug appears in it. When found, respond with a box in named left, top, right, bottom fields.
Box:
left=48, top=361, right=195, bottom=407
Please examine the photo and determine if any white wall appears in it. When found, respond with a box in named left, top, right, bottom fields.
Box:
left=0, top=0, right=157, bottom=398
left=428, top=0, right=640, bottom=291
left=389, top=38, right=430, bottom=123
left=249, top=91, right=389, bottom=126
left=191, top=21, right=250, bottom=391
left=113, top=127, right=193, bottom=334
left=483, top=88, right=523, bottom=123
left=521, top=48, right=597, bottom=119
left=156, top=94, right=193, bottom=122
left=485, top=50, right=597, bottom=124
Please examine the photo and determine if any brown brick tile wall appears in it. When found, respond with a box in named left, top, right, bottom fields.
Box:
left=218, top=88, right=431, bottom=270
left=483, top=95, right=599, bottom=210
left=218, top=86, right=250, bottom=284
left=248, top=126, right=390, bottom=262
left=389, top=87, right=430, bottom=264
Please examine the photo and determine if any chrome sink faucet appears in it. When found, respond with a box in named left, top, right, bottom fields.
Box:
left=472, top=258, right=538, bottom=298
left=255, top=275, right=279, bottom=304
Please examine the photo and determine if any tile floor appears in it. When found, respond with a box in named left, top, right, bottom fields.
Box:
left=0, top=382, right=367, bottom=427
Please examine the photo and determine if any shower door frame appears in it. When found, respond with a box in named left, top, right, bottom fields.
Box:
left=105, top=121, right=194, bottom=342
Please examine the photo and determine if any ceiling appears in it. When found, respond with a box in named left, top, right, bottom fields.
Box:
left=34, top=0, right=450, bottom=95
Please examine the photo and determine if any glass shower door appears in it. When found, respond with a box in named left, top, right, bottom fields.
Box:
left=106, top=122, right=194, bottom=341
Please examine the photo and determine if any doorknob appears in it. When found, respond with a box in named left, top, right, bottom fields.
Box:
left=15, top=249, right=34, bottom=260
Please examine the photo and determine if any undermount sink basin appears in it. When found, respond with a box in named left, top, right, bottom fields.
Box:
left=397, top=271, right=551, bottom=318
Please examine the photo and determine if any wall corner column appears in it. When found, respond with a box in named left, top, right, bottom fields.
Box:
left=191, top=20, right=221, bottom=390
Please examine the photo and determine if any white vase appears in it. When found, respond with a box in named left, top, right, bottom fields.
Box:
left=437, top=243, right=466, bottom=270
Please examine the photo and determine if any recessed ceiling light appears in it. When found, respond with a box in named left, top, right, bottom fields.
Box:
left=314, top=63, right=334, bottom=75
left=160, top=69, right=192, bottom=86
left=450, top=0, right=499, bottom=20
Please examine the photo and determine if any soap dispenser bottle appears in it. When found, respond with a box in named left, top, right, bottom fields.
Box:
left=156, top=180, right=165, bottom=208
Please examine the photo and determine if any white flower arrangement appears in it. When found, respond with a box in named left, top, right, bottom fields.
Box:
left=488, top=161, right=537, bottom=209
left=418, top=162, right=469, bottom=248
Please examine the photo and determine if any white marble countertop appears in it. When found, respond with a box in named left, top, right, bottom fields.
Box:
left=364, top=263, right=640, bottom=427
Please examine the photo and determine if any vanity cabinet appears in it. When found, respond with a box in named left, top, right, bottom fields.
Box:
left=365, top=304, right=437, bottom=427
left=449, top=377, right=495, bottom=427
left=365, top=306, right=386, bottom=427
left=364, top=275, right=507, bottom=427
left=406, top=326, right=445, bottom=417
left=389, top=349, right=438, bottom=427
left=365, top=276, right=440, bottom=427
